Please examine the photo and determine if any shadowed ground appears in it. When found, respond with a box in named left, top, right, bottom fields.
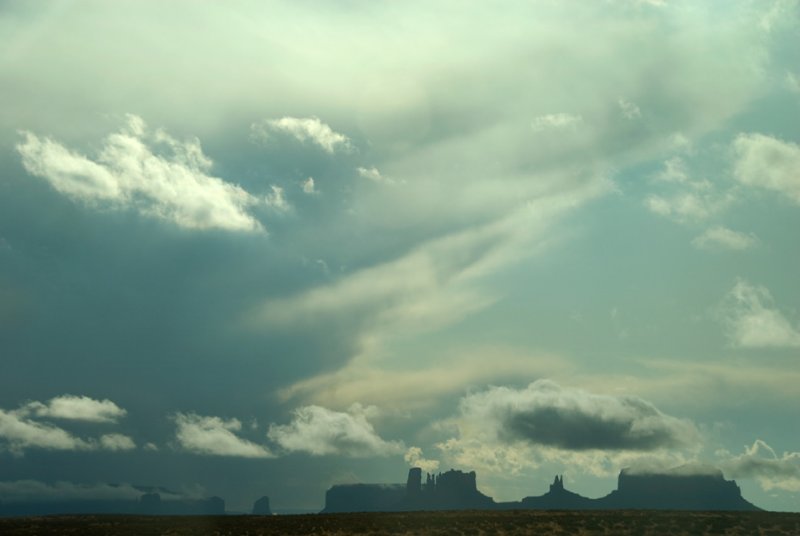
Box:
left=0, top=510, right=799, bottom=535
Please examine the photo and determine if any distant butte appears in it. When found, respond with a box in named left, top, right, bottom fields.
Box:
left=0, top=466, right=761, bottom=517
left=322, top=465, right=761, bottom=513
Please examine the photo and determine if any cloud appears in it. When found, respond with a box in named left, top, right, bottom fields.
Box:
left=530, top=113, right=583, bottom=131
left=719, top=279, right=800, bottom=348
left=691, top=226, right=758, bottom=251
left=433, top=381, right=699, bottom=479
left=456, top=380, right=698, bottom=452
left=0, top=409, right=93, bottom=453
left=301, top=177, right=317, bottom=194
left=357, top=166, right=394, bottom=185
left=172, top=413, right=274, bottom=458
left=256, top=184, right=605, bottom=409
left=0, top=395, right=134, bottom=454
left=17, top=115, right=264, bottom=231
left=267, top=404, right=403, bottom=457
left=251, top=116, right=351, bottom=154
left=23, top=395, right=127, bottom=423
left=644, top=154, right=735, bottom=224
left=733, top=133, right=800, bottom=204
left=618, top=98, right=641, bottom=119
left=99, top=433, right=136, bottom=451
left=644, top=191, right=730, bottom=222
left=459, top=380, right=697, bottom=451
left=265, top=184, right=290, bottom=211
left=404, top=446, right=440, bottom=473
left=719, top=440, right=800, bottom=492
left=656, top=156, right=690, bottom=183
left=279, top=348, right=571, bottom=410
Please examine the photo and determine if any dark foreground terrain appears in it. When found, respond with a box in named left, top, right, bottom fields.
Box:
left=0, top=510, right=798, bottom=535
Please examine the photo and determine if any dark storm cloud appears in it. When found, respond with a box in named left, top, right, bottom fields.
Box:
left=459, top=380, right=698, bottom=452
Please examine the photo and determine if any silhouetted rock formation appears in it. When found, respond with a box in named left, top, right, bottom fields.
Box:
left=596, top=466, right=760, bottom=511
left=518, top=474, right=596, bottom=510
left=322, top=465, right=762, bottom=513
left=322, top=484, right=406, bottom=513
left=323, top=468, right=493, bottom=513
left=404, top=469, right=494, bottom=511
left=252, top=496, right=272, bottom=515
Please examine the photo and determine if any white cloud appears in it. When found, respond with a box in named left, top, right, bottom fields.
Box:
left=733, top=133, right=800, bottom=204
left=691, top=226, right=758, bottom=251
left=0, top=395, right=134, bottom=454
left=23, top=395, right=127, bottom=423
left=15, top=133, right=122, bottom=200
left=404, top=446, right=440, bottom=473
left=719, top=440, right=800, bottom=492
left=530, top=113, right=583, bottom=131
left=618, top=98, right=641, bottom=119
left=644, top=191, right=729, bottom=222
left=99, top=433, right=136, bottom=451
left=357, top=166, right=394, bottom=185
left=0, top=409, right=93, bottom=453
left=252, top=116, right=351, bottom=154
left=267, top=404, right=403, bottom=457
left=265, top=184, right=290, bottom=211
left=656, top=156, right=689, bottom=183
left=719, top=279, right=800, bottom=348
left=645, top=154, right=738, bottom=227
left=17, top=115, right=264, bottom=232
left=173, top=412, right=274, bottom=458
left=302, top=176, right=317, bottom=194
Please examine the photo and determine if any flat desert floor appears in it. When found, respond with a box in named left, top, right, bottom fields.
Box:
left=0, top=510, right=798, bottom=535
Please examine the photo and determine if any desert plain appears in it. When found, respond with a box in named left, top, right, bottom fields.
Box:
left=1, top=510, right=799, bottom=536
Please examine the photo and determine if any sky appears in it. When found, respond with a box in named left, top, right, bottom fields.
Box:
left=1, top=0, right=799, bottom=513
